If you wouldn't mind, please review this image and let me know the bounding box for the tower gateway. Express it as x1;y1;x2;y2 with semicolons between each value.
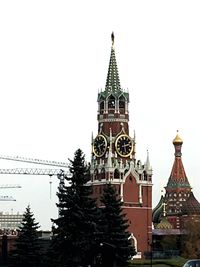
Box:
90;33;153;258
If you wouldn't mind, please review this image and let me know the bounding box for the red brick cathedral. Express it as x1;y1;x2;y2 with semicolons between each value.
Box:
153;132;200;233
89;33;153;258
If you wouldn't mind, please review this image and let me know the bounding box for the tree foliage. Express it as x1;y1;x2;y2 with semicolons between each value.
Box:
98;183;136;267
181;219;200;259
160;235;179;251
48;149;99;267
11;205;41;267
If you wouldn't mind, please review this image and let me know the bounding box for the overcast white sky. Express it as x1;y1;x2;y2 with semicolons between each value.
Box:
0;0;200;230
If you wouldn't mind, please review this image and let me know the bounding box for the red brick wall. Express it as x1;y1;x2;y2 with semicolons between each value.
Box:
91;173;152;257
123;174;152;256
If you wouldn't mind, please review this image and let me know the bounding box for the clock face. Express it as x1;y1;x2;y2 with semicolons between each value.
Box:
115;134;133;157
93;134;107;157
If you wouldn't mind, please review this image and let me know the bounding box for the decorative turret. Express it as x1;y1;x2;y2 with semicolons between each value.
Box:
163;132;191;226
173;131;183;157
166;132;191;192
153;132;198;230
144;150;152;173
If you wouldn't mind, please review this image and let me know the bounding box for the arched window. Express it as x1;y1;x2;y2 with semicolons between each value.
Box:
108;95;115;109
100;168;105;180
94;169;98;180
129;234;137;253
119;96;125;108
100;101;104;114
143;171;147;181
114;169;120;179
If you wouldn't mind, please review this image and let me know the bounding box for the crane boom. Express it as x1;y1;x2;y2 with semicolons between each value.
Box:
0;184;21;188
0;168;67;176
0;155;70;201
0;196;16;201
0;156;70;201
0;155;69;168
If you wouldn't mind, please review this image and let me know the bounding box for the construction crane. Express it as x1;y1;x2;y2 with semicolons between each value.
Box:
0;155;68;168
0;184;21;189
0;168;66;199
0;184;20;202
0;196;16;201
0;155;69;176
0;168;65;176
0;155;70;199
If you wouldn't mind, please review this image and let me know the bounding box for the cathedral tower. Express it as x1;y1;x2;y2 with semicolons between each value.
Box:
90;33;153;258
152;133;200;254
153;132;200;230
164;131;191;228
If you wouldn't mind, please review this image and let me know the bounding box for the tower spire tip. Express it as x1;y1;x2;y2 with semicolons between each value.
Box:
111;32;114;46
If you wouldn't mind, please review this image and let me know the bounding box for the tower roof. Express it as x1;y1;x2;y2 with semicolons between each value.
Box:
181;192;200;215
173;132;183;145
152;195;164;224
166;133;191;190
98;33;129;101
105;32;121;93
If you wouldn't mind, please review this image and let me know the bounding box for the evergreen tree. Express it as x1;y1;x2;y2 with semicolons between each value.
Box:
49;149;99;267
99;183;135;267
11;205;41;267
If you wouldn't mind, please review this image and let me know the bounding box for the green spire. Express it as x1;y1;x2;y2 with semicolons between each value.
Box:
105;32;121;93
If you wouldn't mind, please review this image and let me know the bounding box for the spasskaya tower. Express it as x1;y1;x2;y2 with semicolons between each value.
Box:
89;33;153;258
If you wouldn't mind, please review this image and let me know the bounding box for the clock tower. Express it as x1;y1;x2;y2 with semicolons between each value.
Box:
90;33;153;258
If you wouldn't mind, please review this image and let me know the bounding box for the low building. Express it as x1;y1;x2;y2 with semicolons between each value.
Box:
0;212;23;234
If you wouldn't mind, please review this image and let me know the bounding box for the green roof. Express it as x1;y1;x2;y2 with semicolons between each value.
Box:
98;42;129;101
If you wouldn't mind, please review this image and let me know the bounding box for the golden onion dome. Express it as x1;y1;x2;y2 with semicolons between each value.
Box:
156;217;173;229
173;131;183;145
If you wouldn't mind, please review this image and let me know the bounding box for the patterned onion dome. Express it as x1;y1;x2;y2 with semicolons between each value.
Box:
156;217;173;229
152;195;164;225
181;192;200;215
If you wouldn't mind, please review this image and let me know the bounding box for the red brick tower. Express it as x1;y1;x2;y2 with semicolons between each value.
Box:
152;132;200;247
164;132;192;229
153;132;200;230
89;33;153;258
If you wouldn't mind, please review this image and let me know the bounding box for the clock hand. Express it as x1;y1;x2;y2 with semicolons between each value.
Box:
124;143;130;146
122;144;127;152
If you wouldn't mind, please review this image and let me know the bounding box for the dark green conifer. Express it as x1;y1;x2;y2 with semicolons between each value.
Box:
11;205;41;267
99;183;136;267
49;149;99;267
